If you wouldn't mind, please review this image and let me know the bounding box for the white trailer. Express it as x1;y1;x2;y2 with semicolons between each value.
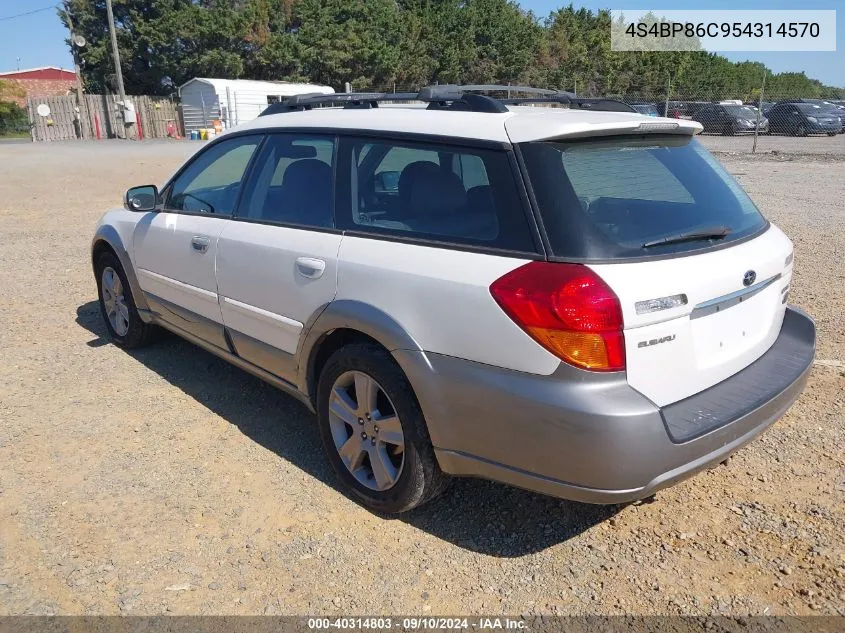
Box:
178;78;334;132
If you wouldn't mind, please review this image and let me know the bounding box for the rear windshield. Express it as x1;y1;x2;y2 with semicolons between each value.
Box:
520;135;767;260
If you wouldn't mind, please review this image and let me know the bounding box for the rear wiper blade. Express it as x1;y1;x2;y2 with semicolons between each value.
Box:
642;226;732;249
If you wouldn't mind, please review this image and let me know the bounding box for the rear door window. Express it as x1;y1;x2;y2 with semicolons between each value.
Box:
339;138;535;252
519;135;767;260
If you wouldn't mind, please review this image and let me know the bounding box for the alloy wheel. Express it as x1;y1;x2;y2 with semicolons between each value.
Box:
101;266;130;337
328;370;405;491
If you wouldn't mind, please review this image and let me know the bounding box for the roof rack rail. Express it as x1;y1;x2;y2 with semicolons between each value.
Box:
442;84;560;96
260;92;420;115
501;96;636;113
259;85;635;116
260;86;508;115
427;85;634;112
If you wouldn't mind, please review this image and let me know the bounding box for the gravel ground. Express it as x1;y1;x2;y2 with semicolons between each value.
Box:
0;140;843;617
697;132;845;156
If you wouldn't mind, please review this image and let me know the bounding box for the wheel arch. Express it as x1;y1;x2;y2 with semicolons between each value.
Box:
298;300;426;408
91;225;151;314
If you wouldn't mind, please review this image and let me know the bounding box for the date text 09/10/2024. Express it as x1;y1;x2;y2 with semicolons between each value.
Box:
307;617;527;630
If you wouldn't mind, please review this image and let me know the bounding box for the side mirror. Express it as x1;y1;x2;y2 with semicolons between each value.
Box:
125;185;159;212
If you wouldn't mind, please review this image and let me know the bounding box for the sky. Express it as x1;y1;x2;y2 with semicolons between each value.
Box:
0;0;842;87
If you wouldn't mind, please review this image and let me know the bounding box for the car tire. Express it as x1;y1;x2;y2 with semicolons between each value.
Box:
95;251;158;349
796;124;807;137
826;132;836;137
316;343;449;514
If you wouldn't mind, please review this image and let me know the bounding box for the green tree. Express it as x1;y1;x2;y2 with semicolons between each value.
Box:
57;0;844;98
0;80;28;136
293;0;402;90
463;0;542;85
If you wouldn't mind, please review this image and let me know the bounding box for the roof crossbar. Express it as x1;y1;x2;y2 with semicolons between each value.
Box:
259;85;636;116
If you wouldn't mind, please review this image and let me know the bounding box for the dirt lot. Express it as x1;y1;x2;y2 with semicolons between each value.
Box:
697;132;845;156
0;140;843;617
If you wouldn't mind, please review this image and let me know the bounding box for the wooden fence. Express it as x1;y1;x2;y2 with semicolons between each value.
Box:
27;94;182;142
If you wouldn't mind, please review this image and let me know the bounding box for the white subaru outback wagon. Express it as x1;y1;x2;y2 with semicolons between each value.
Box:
92;86;816;514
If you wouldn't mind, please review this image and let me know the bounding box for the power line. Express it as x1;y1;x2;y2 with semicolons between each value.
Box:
0;4;58;22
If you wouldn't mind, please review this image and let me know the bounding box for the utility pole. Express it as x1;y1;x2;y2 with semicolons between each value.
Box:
664;73;671;117
752;70;767;154
65;11;88;139
105;0;128;138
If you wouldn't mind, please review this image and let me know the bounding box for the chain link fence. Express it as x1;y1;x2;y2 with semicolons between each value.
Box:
350;81;845;156
30;79;839;157
613;93;844;156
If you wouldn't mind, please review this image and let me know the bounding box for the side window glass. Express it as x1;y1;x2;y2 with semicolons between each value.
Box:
348;139;533;251
240;134;335;228
168;135;260;216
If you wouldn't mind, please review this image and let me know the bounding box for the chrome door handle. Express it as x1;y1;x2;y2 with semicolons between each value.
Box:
295;257;326;279
191;236;211;253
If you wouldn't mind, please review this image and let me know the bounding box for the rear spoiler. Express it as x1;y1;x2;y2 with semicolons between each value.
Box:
505;118;703;143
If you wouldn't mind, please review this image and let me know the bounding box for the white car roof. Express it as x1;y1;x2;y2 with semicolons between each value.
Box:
227;104;702;144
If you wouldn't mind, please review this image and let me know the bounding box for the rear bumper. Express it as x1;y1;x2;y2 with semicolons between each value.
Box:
396;307;815;504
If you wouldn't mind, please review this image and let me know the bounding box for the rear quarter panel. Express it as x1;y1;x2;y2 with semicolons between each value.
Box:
335;236;561;374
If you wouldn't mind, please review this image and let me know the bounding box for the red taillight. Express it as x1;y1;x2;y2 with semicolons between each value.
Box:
489;262;625;372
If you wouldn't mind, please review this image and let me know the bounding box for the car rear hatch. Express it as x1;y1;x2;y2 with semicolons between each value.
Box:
589;227;792;406
515;130;794;407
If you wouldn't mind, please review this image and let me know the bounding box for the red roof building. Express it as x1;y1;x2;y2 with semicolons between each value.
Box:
0;67;77;107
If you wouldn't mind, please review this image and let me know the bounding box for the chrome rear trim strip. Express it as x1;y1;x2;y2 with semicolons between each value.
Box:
690;273;781;320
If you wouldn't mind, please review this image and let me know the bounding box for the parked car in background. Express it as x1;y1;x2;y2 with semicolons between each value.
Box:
765;101;842;136
749;100;775;113
781;99;844;133
630;102;660;117
91;85;815;514
803;100;845;133
831;101;845;115
666;100;709;119
694;103;768;135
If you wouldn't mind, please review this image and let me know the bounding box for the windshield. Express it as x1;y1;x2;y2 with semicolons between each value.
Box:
796;103;829;114
519;135;767;260
723;105;758;117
